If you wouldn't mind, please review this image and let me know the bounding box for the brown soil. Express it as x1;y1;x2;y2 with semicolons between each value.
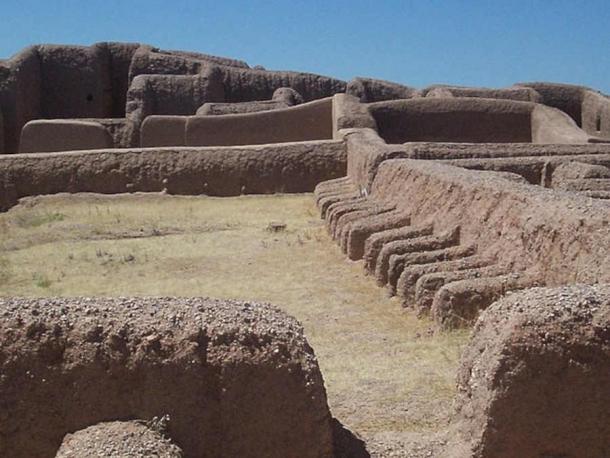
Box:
56;420;184;457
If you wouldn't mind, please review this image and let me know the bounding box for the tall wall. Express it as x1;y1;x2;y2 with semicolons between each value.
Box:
104;43;141;117
127;45;345;103
38;44;112;119
0;46;42;153
0;105;4;153
0;43;139;152
583;90;610;138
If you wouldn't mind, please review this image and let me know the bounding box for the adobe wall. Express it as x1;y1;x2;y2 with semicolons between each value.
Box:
370;159;610;285
141;116;188;147
518;82;610;139
142;97;332;147
346;77;421;102
185;98;333;146
126;71;225;117
325;123;610;201
0;107;4;153
424;85;541;102
127;45;345;103
518;82;585;127
91;117;131;148
0;140;346;211
443;153;610;186
0;43;140;152
0;297;334;458
124;70;225;146
583;90;610;138
196;99;289;115
217;66;346;103
401;141;610;161
368;98;534;144
37;44;112;119
19;119;113;153
445;285;610;458
332;94;377;138
0;46;42;153
105;42;141;117
127;45;250;83
530;103;591;143
341;128;408;192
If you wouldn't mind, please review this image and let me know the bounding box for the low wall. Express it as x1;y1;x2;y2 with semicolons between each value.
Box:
370;159;610;285
342;128;408;192
337;130;610;194
141;116;188;147
446;285;610;457
345;77;421;102
196;99;289;115
185;98;333;146
424;85;541;102
530;104;591;143
19;119;113;153
369;98;534;144
332;94;377;138
401;141;610;160
442;153;610;186
0;297;334;457
0;140;346;211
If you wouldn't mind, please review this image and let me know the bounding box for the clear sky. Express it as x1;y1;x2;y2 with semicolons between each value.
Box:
1;0;608;93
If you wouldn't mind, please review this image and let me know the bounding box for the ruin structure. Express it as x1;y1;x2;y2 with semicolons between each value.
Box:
0;43;609;457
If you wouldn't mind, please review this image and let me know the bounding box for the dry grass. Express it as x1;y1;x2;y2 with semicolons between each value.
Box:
0;192;469;441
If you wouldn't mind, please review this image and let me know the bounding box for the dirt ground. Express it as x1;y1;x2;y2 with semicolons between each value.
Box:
0;192;468;456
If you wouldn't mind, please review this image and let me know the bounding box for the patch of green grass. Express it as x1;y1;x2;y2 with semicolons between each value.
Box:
14;211;66;228
32;272;52;288
0;257;10;282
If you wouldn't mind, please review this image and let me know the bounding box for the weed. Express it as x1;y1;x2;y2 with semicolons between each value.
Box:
266;222;287;233
122;254;136;263
0;257;11;282
33;272;52;288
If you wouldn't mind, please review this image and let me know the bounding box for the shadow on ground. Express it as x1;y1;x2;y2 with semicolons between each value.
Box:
332;418;371;457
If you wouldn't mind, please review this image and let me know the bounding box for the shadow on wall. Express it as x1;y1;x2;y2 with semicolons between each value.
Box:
368;98;591;144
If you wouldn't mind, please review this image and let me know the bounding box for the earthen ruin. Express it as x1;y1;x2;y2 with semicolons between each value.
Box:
0;43;609;457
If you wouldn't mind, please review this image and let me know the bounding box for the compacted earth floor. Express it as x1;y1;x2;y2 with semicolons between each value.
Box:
0;192;469;456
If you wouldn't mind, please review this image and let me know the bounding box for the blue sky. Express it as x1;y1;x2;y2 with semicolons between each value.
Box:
1;0;608;93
